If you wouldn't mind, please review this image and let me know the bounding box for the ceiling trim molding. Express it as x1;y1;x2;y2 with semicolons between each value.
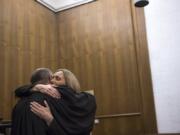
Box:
36;0;96;13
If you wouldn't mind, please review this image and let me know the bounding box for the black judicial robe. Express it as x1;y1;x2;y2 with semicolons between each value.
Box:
11;85;96;135
11;91;49;135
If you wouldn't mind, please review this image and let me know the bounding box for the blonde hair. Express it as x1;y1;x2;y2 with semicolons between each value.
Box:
56;69;80;92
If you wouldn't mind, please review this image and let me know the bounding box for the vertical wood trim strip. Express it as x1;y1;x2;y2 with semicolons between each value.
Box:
130;4;158;134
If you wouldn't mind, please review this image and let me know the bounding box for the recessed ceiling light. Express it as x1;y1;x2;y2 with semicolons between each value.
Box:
36;0;96;13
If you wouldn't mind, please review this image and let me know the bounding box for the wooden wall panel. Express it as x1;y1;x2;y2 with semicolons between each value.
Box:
57;0;157;134
57;0;140;106
93;116;143;135
0;0;59;119
131;6;158;133
0;0;157;134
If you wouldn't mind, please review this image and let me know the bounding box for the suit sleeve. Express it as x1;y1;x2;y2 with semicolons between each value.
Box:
15;84;35;97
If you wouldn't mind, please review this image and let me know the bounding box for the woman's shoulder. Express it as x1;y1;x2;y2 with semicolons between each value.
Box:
57;85;68;89
56;85;76;95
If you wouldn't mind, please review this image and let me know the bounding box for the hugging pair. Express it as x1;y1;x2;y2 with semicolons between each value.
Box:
11;68;96;135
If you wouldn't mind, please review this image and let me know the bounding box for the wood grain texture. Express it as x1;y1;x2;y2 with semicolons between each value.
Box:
131;5;158;133
0;0;59;119
93;116;143;135
57;0;157;134
0;0;157;134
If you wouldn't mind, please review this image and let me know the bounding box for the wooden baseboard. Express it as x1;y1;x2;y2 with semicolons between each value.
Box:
158;134;180;135
145;133;180;135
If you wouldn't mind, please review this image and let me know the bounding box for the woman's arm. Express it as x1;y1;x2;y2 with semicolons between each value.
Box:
30;101;66;135
34;84;61;99
15;84;61;99
47;119;67;135
30;101;53;126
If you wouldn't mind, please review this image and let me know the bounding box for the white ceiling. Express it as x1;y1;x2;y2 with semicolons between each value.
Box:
36;0;95;12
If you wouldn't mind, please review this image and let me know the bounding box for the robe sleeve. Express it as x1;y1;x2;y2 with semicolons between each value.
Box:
47;119;67;135
15;84;35;97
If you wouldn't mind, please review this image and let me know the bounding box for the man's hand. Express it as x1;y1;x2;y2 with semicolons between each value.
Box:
33;84;61;99
30;100;53;126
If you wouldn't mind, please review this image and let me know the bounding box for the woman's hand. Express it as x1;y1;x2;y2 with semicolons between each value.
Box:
30;101;53;126
32;84;61;99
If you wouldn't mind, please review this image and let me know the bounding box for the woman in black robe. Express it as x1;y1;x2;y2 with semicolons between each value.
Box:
12;68;96;135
